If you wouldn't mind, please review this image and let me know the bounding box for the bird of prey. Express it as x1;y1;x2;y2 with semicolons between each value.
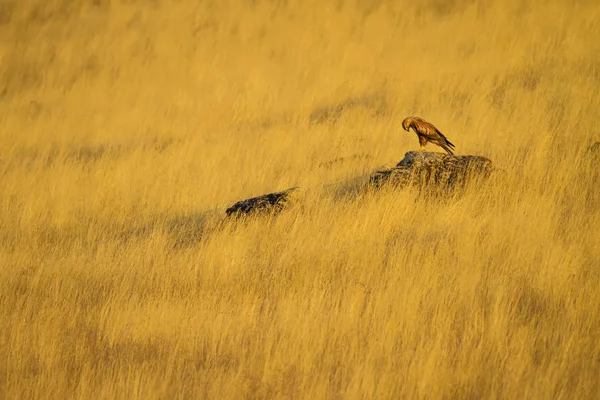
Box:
401;116;456;155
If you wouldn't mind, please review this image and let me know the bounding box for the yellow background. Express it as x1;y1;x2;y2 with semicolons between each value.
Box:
1;0;599;398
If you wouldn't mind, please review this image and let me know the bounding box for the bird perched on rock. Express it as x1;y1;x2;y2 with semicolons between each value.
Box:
402;116;455;155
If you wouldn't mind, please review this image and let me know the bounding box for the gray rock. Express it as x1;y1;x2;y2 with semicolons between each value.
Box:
226;187;299;217
225;152;495;218
369;151;493;191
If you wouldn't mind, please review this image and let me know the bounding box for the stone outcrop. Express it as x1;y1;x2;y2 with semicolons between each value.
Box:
226;187;299;217
369;151;493;191
226;152;495;217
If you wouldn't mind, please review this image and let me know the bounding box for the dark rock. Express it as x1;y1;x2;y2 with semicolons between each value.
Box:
369;151;493;191
226;187;299;217
226;153;495;219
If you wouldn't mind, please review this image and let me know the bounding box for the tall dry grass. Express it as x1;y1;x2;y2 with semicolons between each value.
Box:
1;0;599;398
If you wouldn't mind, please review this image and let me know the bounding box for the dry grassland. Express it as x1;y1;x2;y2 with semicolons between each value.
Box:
1;0;599;398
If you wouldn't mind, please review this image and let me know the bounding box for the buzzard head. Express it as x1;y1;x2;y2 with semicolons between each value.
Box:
401;117;412;132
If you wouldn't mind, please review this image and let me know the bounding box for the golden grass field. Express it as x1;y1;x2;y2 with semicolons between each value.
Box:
1;0;599;398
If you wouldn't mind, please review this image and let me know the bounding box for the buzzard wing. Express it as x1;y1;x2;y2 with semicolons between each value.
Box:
415;120;443;141
434;128;455;148
415;119;455;154
405;117;456;155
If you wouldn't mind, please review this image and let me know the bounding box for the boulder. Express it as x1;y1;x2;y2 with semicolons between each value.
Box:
226;187;299;217
225;153;495;218
369;151;493;191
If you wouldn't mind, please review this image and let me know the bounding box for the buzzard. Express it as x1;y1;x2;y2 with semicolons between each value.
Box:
402;116;455;155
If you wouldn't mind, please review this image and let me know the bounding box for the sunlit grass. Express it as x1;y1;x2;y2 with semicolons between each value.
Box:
1;0;599;398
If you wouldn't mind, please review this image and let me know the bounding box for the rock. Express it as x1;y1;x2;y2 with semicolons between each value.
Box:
369;151;493;191
226;187;299;217
225;153;495;219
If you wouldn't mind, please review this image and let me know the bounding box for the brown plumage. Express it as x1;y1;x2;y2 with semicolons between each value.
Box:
401;116;456;155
